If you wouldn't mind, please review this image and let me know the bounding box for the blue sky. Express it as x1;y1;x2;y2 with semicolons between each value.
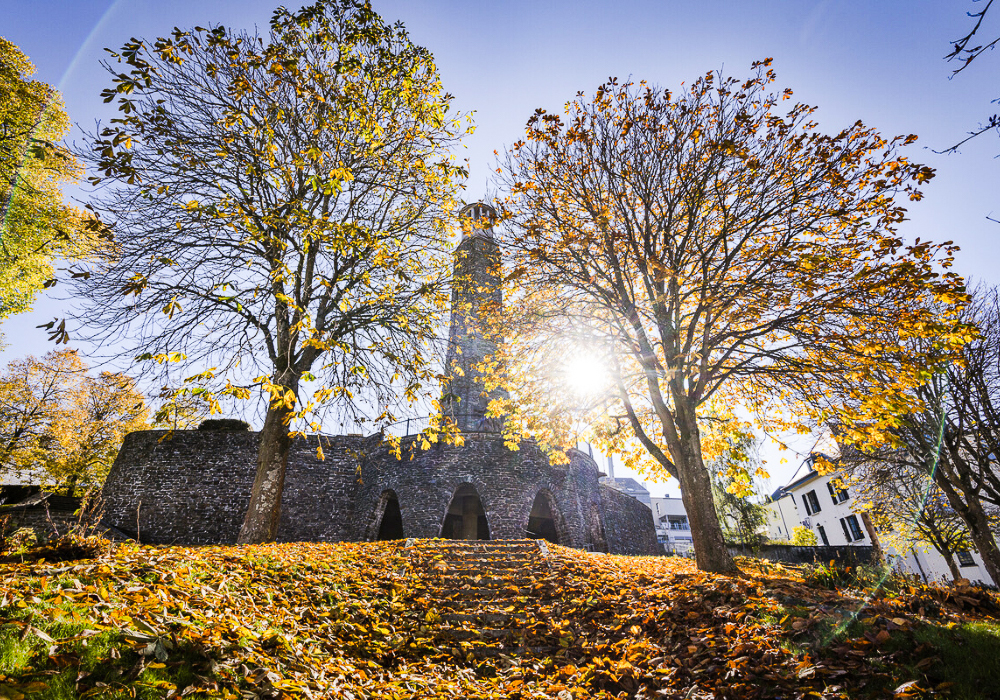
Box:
3;0;998;494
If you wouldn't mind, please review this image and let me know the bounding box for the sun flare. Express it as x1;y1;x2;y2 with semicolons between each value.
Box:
564;353;609;398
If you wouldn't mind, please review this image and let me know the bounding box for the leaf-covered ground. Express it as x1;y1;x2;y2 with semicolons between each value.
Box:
1;538;999;699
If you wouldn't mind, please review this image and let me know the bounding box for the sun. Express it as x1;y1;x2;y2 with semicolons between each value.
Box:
564;353;609;398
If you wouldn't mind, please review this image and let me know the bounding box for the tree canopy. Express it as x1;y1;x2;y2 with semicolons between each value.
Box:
0;38;98;339
0;350;148;495
493;62;967;573
75;0;470;542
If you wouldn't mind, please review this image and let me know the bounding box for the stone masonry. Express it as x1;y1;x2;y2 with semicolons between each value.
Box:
99;204;661;555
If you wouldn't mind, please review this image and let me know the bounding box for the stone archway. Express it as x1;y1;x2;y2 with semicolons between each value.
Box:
441;483;491;540
525;490;567;545
371;490;405;541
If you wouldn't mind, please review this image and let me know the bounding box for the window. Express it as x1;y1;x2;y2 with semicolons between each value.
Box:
957;550;976;567
826;481;850;504
840;515;864;542
670;517;689;530
803;490;821;515
817;525;830;546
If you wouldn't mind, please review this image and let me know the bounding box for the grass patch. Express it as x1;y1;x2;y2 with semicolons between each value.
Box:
910;621;1000;699
0;597;227;700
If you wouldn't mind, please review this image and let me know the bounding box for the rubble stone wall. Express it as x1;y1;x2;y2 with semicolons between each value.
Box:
99;429;661;555
598;484;662;556
99;430;365;544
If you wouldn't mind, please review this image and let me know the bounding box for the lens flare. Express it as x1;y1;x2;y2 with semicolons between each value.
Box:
564;353;608;398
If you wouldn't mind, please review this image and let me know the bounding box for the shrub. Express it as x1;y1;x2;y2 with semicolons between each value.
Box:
804;560;916;595
197;418;252;431
2;527;37;554
791;526;818;546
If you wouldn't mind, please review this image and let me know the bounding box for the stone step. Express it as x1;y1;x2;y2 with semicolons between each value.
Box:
436;627;513;641
411;540;540;553
419;548;539;555
412;557;537;569
415;574;533;587
467;645;561;659
417;585;526;596
441;611;527;624
419;593;526;607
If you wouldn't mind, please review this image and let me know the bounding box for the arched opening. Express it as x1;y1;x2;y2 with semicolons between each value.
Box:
526;491;561;544
373;490;405;541
440;484;490;540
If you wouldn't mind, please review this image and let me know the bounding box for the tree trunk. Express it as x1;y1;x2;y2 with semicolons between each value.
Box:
933;471;1000;586
859;512;883;562
677;464;737;573
671;404;738;574
909;548;929;583
941;550;962;582
237;375;297;544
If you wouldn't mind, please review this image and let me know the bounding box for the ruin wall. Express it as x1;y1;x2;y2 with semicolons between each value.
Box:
99;430;365;544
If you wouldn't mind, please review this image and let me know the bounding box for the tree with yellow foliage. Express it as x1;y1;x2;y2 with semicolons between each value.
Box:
850;460;977;581
74;0;470;543
0;350;148;495
0;38;99;338
493;62;967;573
833;284;1000;584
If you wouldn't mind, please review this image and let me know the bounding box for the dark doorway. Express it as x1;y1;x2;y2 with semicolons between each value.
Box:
526;492;560;544
440;484;490;540
376;493;404;540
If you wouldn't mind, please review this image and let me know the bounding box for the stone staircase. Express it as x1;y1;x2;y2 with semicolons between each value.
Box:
403;539;558;659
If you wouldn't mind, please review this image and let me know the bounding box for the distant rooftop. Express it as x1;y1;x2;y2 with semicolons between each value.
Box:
600;477;652;505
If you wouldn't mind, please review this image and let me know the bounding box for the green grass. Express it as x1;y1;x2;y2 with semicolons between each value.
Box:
0;599;227;700
909;621;1000;700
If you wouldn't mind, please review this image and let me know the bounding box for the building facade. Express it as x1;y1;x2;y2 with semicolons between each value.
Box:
765;456;871;548
650;495;693;555
764;455;996;586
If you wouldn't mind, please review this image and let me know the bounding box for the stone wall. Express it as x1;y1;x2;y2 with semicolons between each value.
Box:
100;428;661;555
598;484;662;556
735;543;877;566
99;430;365;544
350;436;608;547
1;503;80;542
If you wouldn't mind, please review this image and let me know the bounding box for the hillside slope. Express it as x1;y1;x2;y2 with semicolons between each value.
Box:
1;539;999;699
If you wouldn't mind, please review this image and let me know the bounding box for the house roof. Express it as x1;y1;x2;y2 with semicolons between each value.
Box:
782;453;838;492
600;477;649;496
0;490;81;513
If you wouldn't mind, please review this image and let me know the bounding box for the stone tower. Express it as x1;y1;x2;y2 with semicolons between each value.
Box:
441;203;507;431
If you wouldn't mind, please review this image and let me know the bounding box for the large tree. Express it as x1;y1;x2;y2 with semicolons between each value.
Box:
493;63;966;573
76;0;469;543
0;38;96;336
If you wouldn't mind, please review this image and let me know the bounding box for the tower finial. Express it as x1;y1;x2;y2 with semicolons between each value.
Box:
459;202;498;239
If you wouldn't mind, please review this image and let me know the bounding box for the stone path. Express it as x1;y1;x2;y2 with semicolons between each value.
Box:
403;539;559;659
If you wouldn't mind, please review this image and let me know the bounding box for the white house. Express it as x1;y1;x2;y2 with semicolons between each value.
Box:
765;454;996;586
650;495;694;555
767;455;871;548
